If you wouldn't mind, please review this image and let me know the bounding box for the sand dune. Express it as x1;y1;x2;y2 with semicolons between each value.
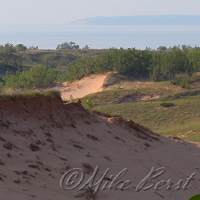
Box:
50;74;107;100
0;95;200;200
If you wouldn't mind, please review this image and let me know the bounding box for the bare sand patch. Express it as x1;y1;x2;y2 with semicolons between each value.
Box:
45;74;107;100
119;92;160;103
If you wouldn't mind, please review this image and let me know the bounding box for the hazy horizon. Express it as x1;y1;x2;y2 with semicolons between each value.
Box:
1;0;200;26
70;15;200;25
1;24;200;50
1;0;200;49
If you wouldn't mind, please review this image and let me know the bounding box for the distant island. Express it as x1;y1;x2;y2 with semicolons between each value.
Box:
69;15;200;26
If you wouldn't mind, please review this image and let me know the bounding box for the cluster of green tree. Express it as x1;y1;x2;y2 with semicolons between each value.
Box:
2;43;200;90
58;48;152;82
0;42;94;76
0;42;104;89
5;65;59;89
150;47;188;82
56;41;90;50
150;46;200;83
56;41;80;50
0;43;27;74
157;45;193;51
59;46;200;85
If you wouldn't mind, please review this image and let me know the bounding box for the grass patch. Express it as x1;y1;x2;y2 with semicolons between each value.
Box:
81;76;187;107
0;93;22;100
41;90;61;98
0;90;61;99
84;73;200;142
22;91;43;98
93;96;200;142
81;73;200;142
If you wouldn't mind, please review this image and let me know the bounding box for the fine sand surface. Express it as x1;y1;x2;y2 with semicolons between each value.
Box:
50;74;107;100
0;95;200;200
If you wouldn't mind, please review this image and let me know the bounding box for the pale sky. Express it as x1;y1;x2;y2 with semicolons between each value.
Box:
0;0;200;26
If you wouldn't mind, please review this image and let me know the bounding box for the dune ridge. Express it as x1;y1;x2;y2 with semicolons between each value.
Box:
0;95;199;200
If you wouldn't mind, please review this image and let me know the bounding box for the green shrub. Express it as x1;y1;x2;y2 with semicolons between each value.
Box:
160;102;174;107
172;75;190;89
5;65;59;89
84;95;94;109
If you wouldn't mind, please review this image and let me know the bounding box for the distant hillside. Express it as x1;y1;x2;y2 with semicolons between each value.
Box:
69;15;200;26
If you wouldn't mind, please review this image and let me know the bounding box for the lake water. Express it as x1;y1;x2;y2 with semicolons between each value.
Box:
1;25;200;49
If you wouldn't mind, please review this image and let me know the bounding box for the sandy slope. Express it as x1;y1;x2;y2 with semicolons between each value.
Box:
49;74;107;100
0;95;200;200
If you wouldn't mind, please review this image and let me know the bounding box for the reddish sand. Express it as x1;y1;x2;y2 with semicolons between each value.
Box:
0;96;199;200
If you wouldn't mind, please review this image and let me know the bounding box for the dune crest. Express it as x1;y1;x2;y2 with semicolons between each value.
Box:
0;95;199;200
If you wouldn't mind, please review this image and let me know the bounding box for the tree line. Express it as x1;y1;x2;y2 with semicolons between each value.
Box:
59;46;200;83
1;43;200;89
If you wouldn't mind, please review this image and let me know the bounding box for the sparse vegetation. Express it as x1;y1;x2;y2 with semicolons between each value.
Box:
0;90;60;99
69;95;75;102
84;95;94;109
82;72;200;142
92;93;200;142
41;90;61;98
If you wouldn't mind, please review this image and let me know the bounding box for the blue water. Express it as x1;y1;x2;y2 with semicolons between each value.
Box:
1;25;200;49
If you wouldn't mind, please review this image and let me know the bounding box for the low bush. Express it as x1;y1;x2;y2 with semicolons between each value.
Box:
84;95;94;109
172;75;190;89
160;102;175;107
